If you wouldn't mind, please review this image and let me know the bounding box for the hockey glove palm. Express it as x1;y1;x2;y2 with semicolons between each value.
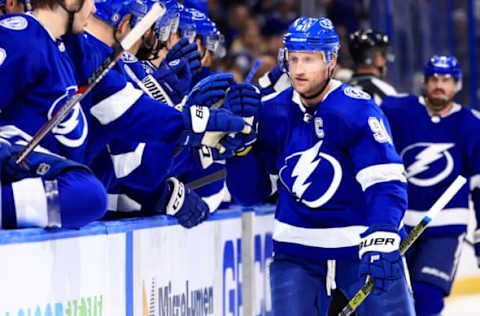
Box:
358;225;403;295
155;177;209;228
142;58;192;106
166;38;201;72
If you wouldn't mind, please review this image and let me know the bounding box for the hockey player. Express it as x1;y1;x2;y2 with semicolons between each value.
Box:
225;17;415;315
381;55;480;316
0;0;110;228
348;29;397;105
63;0;251;227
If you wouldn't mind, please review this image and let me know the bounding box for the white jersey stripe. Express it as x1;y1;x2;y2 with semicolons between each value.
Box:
356;163;406;191
90;82;143;125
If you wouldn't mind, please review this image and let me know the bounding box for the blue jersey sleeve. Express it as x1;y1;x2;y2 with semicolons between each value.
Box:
226;98;281;205
348;99;407;228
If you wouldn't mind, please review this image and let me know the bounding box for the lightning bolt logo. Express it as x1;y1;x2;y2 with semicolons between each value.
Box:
280;140;342;208
402;142;455;187
291;140;323;197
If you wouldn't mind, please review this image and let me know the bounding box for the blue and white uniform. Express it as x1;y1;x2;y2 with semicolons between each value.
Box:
380;54;480;316
382;95;480;235
382;93;480;313
228;81;407;259
0;14;88;161
0;14;107;228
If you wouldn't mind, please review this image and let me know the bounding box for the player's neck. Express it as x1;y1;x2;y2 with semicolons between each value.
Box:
86;15;117;47
425;99;454;116
33;7;68;39
300;80;332;107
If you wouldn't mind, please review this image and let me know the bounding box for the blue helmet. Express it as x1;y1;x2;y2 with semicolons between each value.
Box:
178;4;197;43
283;17;340;63
94;0;136;27
165;0;180;35
424;55;462;81
186;7;219;50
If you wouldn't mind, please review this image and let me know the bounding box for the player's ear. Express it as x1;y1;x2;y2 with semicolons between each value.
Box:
116;14;132;40
328;54;337;77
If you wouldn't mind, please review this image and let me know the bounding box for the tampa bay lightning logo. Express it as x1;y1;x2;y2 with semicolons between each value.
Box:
48;86;88;148
344;87;371;100
279;140;342;208
0;16;28;30
401;142;455;187
121;52;138;63
186;7;207;20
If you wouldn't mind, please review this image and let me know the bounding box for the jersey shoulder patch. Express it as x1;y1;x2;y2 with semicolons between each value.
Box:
0;47;5;66
0;15;28;30
343;86;371;100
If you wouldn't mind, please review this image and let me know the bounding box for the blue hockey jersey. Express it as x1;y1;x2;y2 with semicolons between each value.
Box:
0;14;88;161
227;80;407;259
62;32;185;165
382;95;480;235
95;53;226;214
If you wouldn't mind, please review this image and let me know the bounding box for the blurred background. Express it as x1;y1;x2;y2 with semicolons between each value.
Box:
186;0;479;109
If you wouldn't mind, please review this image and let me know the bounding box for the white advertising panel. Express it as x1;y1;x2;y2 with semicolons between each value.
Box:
133;212;243;316
0;233;126;316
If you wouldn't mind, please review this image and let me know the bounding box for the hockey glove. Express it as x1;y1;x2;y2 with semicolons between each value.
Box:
258;65;290;96
358;225;403;295
166;38;202;72
185;73;234;109
223;83;262;117
155;177;209;228
474;229;480;267
141;58;192;106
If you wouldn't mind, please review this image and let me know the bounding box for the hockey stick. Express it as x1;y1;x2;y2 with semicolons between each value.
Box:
14;2;166;165
339;175;467;316
186;168;226;190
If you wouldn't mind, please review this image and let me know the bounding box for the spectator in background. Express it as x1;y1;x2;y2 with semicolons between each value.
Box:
261;0;296;36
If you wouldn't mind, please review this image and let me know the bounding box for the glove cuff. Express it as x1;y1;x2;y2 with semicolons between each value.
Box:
188;105;210;133
142;75;175;106
165;177;186;216
359;231;400;258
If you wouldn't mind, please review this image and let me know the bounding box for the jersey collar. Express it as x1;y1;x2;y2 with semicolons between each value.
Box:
292;79;342;114
418;96;461;118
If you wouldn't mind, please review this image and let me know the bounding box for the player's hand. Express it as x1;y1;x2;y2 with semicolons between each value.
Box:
185;73;234;109
358;225;403;295
473;229;480;268
223;83;262;117
155;177;209;228
143;58;192;106
166;38;201;72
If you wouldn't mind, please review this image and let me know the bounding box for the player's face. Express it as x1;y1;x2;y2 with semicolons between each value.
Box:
72;0;95;34
425;74;457;114
288;51;330;98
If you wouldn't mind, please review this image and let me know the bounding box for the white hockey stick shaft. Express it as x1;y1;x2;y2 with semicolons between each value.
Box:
339;175;467;316
15;2;166;164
